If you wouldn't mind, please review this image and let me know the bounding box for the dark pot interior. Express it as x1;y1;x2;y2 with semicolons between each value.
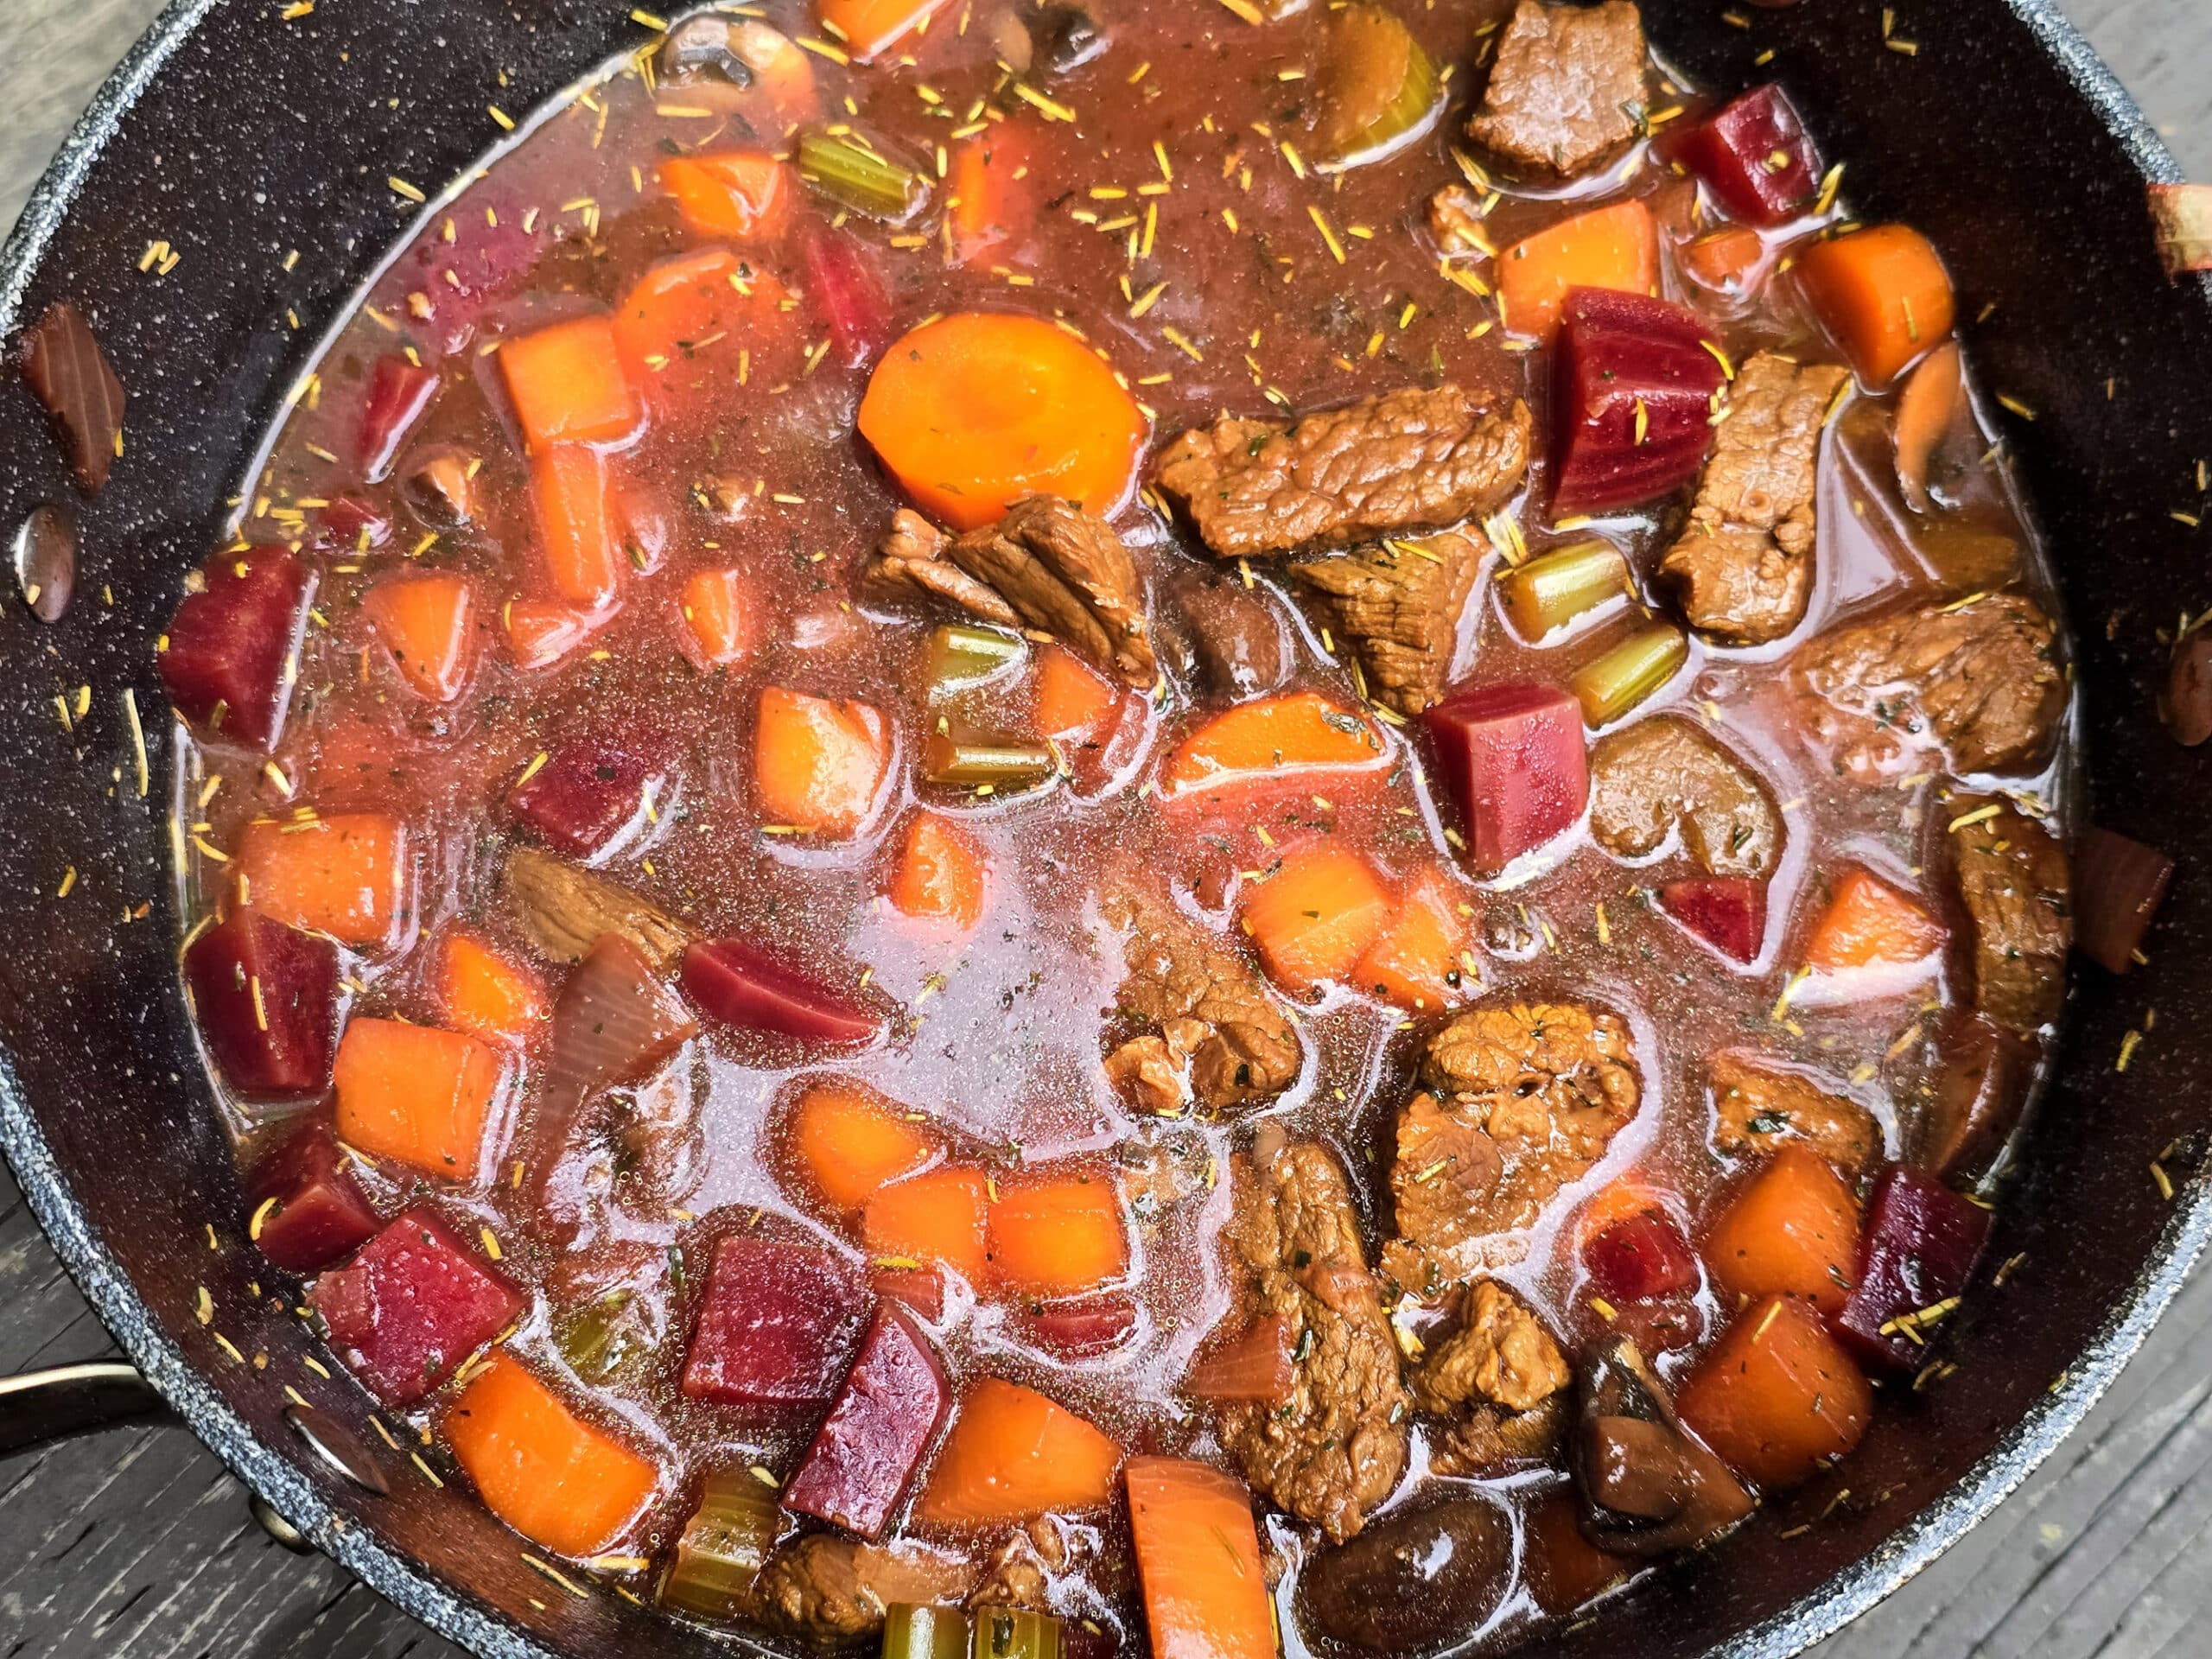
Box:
0;2;2207;1656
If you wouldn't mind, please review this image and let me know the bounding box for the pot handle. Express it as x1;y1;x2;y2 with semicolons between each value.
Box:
0;1359;166;1454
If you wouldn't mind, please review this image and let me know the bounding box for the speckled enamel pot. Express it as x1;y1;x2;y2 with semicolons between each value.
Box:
0;1;2206;1655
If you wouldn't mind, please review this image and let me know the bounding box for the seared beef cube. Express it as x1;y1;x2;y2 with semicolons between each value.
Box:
1796;594;2066;779
1467;0;1649;178
1153;386;1531;561
682;1235;872;1408
1217;1141;1408;1542
1707;1052;1881;1177
1168;572;1290;697
1291;527;1481;714
1951;798;2071;1032
1659;353;1849;645
1409;1279;1571;1477
309;1209;521;1406
1587;715;1782;878
752;1535;974;1647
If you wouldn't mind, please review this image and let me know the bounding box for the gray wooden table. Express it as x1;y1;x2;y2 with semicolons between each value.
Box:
2;1;2209;1654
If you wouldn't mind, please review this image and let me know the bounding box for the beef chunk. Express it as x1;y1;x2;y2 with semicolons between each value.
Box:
1101;889;1301;1114
753;1535;974;1648
1411;1280;1571;1476
1466;0;1648;178
865;498;1157;687
1219;1141;1410;1542
1389;1004;1640;1286
1795;594;2066;779
1659;353;1849;645
500;848;696;971
967;1520;1070;1614
1292;527;1481;714
1167;572;1291;696
1587;716;1781;877
1708;1052;1881;1177
1153;386;1532;561
1952;798;2071;1032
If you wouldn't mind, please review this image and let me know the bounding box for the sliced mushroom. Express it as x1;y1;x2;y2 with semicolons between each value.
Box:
1573;1336;1751;1556
400;445;478;529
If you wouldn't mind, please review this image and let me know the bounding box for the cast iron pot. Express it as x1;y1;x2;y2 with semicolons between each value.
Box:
0;1;2206;1655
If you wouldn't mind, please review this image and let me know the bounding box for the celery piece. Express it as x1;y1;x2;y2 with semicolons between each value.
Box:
1498;540;1633;641
1570;624;1689;727
1313;6;1442;166
659;1471;780;1620
881;1605;970;1659
556;1290;640;1382
798;129;929;223
922;730;1055;787
971;1607;1064;1659
927;623;1027;696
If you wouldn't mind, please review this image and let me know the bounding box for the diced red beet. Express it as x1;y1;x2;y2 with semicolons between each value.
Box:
308;1209;522;1406
312;494;393;554
2072;826;2175;974
682;1235;873;1408
1835;1167;1993;1374
358;356;441;482
408;193;543;347
1659;877;1768;963
1551;289;1727;516
1422;682;1589;872
1020;1292;1140;1359
1668;84;1822;227
872;1264;947;1322
248;1118;378;1274
506;736;669;859
184;911;340;1099
785;1307;949;1538
1584;1210;1700;1303
801;223;895;369
1607;1294;1706;1356
681;939;884;1046
159;546;313;750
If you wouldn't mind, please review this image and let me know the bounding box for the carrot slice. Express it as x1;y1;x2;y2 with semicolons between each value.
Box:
364;573;477;703
1570;1175;1673;1251
499;315;642;452
948;125;1033;268
915;1377;1122;1523
1033;642;1122;747
238;812;406;947
530;444;622;611
1238;843;1393;996
857;312;1147;531
1703;1145;1863;1315
1802;868;1944;972
503;597;600;670
819;0;949;60
988;1166;1128;1295
1676;1294;1873;1490
436;928;549;1046
888;812;988;931
1161;690;1385;799
658;152;795;242
787;1078;942;1215
613;249;794;408
446;1355;659;1557
1892;339;1963;510
754;686;891;837
861;1165;989;1284
1126;1456;1274;1659
677;567;758;669
1351;867;1470;1012
332;1016;507;1179
1498;199;1660;339
1678;226;1767;295
1795;223;1955;388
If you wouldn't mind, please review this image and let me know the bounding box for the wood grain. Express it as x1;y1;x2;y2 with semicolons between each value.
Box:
0;2;2206;1656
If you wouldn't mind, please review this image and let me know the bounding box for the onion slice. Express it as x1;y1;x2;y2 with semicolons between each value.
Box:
2073;826;2175;974
1185;1313;1294;1403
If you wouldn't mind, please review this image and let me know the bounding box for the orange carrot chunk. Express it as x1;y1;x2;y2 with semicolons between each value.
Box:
857;312;1147;531
503;597;599;670
446;1355;660;1557
1351;867;1471;1012
1239;843;1394;996
1795;223;1955;389
1033;643;1124;748
1162;690;1386;798
677;567;758;669
948;125;1033;268
754;686;891;837
436;928;549;1046
499;315;642;452
1892;339;1963;509
861;1165;989;1284
787;1078;942;1215
1126;1456;1275;1659
1802;868;1945;972
530;444;622;611
819;0;949;61
887;812;988;931
1703;1145;1864;1315
1676;1294;1873;1490
987;1166;1129;1296
659;152;795;242
332;1016;507;1180
1499;199;1660;339
238;812;406;947
915;1377;1122;1524
363;573;477;703
613;249;794;407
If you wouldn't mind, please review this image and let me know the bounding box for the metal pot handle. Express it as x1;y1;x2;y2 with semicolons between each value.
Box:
0;1359;165;1453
